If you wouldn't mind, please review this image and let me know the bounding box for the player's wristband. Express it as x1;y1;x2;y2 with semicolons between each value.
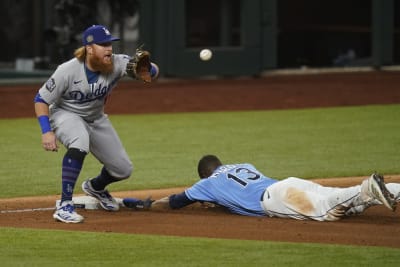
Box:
38;115;52;134
150;62;159;79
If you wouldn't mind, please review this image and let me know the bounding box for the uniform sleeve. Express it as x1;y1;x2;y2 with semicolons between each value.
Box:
113;54;131;77
184;179;216;203
38;65;68;104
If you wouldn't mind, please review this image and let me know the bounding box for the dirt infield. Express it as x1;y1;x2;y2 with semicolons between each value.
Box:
1;71;400;248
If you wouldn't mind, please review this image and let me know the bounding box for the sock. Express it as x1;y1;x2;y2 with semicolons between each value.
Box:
90;167;119;191
61;156;83;202
60;148;86;203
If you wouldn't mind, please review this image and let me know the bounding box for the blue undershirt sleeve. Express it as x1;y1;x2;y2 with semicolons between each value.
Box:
34;93;48;104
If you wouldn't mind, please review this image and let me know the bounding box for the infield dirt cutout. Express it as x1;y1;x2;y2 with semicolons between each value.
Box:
1;71;400;248
1;176;400;248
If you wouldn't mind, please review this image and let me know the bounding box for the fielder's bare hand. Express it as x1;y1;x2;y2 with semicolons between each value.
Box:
41;131;58;152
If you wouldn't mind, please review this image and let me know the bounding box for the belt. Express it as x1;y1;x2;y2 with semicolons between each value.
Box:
260;189;268;201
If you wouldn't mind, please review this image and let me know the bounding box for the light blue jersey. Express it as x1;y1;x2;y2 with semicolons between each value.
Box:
185;164;278;216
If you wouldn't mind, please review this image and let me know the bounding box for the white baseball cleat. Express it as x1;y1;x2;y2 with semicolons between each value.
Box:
53;200;84;223
82;179;119;211
362;173;397;211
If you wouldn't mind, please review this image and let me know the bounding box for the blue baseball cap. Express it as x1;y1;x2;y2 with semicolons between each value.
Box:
82;25;120;45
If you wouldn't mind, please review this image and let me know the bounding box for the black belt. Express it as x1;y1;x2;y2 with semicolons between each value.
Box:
260;189;268;201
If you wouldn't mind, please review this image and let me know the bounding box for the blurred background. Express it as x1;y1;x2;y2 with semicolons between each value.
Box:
0;0;399;78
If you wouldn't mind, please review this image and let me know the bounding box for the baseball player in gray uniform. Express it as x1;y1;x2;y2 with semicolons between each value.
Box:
34;25;159;223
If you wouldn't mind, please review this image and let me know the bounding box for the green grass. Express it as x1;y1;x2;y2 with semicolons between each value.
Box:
0;227;399;267
1;104;400;266
1;104;399;198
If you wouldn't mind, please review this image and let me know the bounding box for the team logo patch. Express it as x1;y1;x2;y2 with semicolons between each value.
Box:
86;35;94;43
102;27;111;36
45;78;56;92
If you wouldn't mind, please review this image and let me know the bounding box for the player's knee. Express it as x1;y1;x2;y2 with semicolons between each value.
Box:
108;161;133;180
120;162;133;179
65;147;87;162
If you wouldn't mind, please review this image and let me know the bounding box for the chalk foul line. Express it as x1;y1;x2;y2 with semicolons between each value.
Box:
0;207;54;213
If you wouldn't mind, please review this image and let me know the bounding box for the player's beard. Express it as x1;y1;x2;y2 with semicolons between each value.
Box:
88;54;114;74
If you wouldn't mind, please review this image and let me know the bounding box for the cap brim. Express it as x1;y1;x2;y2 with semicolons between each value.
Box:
96;37;120;44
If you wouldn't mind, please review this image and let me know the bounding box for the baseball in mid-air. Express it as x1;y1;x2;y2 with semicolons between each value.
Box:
199;49;212;61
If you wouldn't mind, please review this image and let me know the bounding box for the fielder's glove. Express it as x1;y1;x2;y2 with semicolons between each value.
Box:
126;45;153;83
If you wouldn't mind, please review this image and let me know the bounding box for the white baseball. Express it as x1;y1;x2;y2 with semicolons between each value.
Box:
200;49;212;61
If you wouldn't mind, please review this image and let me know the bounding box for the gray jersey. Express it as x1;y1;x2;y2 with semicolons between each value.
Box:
39;54;130;121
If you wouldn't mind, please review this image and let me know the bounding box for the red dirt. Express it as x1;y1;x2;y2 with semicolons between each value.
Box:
1;71;400;248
